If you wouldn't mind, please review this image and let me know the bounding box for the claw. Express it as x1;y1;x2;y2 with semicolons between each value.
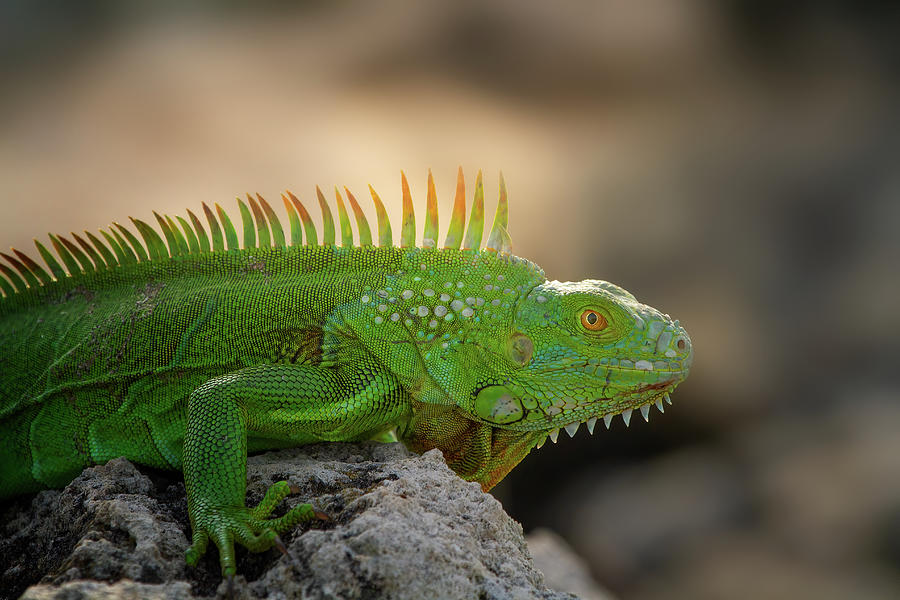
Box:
226;573;235;600
273;534;288;556
313;510;330;522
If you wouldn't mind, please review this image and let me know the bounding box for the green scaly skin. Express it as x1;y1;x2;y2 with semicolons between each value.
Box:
0;171;692;576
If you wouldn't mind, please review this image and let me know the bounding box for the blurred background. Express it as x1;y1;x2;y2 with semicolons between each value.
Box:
1;1;898;598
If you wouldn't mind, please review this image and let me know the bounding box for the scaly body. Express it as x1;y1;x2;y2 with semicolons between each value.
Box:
0;169;692;576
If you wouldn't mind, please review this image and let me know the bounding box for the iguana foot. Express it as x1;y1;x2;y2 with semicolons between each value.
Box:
185;480;321;576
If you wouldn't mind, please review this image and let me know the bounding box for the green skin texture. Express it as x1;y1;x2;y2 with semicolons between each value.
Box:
0;242;692;575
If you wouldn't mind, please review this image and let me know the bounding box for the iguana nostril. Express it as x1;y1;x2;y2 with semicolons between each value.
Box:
677;338;685;350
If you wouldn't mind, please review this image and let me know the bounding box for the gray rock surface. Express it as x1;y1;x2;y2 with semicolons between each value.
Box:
1;443;577;600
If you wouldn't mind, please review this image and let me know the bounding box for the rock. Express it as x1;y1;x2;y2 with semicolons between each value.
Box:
1;457;190;599
1;443;577;600
20;580;193;600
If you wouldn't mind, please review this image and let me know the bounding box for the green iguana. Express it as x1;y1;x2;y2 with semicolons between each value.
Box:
0;168;692;576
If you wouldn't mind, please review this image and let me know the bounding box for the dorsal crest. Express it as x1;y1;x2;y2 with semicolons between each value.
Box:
0;169;513;299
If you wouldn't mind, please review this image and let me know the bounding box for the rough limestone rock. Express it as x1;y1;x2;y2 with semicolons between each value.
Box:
1;443;577;600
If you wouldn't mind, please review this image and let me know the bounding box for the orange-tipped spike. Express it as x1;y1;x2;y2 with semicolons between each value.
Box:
112;223;147;262
256;194;285;248
72;232;107;268
246;194;270;248
48;234;79;273
344;187;372;246
462;170;484;250
174;216;201;254
400;171;416;247
286;191;318;245
13;247;52;284
202;203;223;252
368;185;393;247
187;209;210;253
0;265;18;296
334;186;354;247
130;218;167;260
214;203;239;251
443;166;466;249
0;263;26;294
316;186;335;245
58;235;95;272
153;212;183;257
485;171;511;253
1;251;39;287
236;198;256;249
164;215;190;255
282;193;303;246
423;169;438;248
84;230;118;266
34;238;67;278
99;230;127;265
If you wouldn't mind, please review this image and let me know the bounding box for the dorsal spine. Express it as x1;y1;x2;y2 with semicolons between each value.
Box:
1;169;515;299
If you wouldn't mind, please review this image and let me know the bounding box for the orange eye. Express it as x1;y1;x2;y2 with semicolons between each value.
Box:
580;309;608;331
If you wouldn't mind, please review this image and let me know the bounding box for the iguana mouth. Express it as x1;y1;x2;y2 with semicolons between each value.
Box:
625;376;685;396
545;358;689;377
533;376;684;449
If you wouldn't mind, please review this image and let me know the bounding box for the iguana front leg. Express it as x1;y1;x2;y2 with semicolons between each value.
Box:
182;361;406;575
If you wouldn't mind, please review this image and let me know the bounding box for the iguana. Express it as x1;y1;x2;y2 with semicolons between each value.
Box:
0;168;692;576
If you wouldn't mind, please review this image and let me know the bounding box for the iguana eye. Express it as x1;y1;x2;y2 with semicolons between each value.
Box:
580;309;607;331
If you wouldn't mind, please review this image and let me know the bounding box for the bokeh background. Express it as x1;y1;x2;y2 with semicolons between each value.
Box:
2;2;898;598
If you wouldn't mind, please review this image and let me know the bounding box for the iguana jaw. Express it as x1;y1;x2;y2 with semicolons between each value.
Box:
469;355;690;439
504;367;689;443
525;370;687;447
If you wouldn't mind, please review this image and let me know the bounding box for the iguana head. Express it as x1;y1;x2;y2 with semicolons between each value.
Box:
467;278;692;441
